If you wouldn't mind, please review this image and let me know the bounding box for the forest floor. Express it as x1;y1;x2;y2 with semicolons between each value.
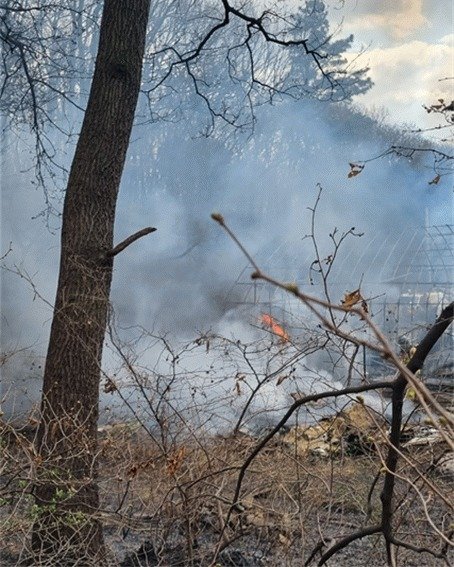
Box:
98;421;453;567
1;417;452;567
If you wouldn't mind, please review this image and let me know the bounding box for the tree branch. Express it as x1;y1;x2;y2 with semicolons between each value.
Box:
314;524;382;566
380;301;454;561
210;380;393;562
106;227;156;258
407;302;454;375
313;302;453;566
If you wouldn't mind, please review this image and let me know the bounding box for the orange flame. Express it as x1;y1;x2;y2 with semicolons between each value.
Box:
260;313;290;342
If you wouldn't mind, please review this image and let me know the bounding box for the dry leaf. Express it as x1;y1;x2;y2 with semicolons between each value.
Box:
324;254;333;265
348;163;364;178
166;447;186;476
127;464;139;479
127;458;155;480
33;454;43;466
234;373;245;395
290;392;304;401
341;288;363;309
428;174;440;185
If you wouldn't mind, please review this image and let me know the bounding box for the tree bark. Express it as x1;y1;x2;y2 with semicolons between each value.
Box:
32;1;151;564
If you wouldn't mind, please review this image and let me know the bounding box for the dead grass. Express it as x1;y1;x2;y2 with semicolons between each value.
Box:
1;420;452;566
96;424;448;565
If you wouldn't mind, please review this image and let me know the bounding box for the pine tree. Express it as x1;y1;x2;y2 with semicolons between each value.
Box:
285;0;371;100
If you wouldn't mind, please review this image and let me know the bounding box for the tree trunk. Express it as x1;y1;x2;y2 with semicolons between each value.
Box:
32;1;151;564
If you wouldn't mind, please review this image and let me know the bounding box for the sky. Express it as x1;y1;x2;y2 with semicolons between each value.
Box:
328;0;454;129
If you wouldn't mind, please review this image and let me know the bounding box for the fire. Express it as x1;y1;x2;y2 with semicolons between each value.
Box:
260;313;290;342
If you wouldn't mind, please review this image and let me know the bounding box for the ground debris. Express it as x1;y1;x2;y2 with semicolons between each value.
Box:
281;402;386;458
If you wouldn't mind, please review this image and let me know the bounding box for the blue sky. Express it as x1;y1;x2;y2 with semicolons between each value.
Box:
328;0;453;129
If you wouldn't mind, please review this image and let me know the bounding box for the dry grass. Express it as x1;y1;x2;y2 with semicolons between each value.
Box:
96;424;451;566
1;418;452;566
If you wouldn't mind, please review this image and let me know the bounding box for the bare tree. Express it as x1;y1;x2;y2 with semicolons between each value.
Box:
30;1;152;563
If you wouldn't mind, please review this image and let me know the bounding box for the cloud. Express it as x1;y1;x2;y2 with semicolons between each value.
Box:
439;33;454;46
348;38;454;125
347;0;428;40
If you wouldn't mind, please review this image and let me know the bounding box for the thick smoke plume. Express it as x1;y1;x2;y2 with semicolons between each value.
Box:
2;97;450;425
1;0;451;426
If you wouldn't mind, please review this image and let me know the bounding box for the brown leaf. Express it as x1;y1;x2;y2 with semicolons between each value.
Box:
127;464;138;479
166;447;186;476
324;254;333;265
127;458;155;479
428;174;441;185
341;289;363;309
290;392;304;401
33;454;43;466
348;163;364;178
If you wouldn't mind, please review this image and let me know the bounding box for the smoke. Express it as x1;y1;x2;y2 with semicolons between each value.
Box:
111;98;446;335
1;97;450;426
